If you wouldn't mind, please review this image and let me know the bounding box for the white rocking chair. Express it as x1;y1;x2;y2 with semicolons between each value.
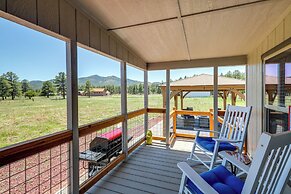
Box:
178;131;291;194
188;105;252;169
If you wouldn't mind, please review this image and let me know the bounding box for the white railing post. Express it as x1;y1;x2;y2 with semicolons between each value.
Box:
66;40;79;193
213;66;218;132
144;70;148;137
166;69;170;145
121;61;128;158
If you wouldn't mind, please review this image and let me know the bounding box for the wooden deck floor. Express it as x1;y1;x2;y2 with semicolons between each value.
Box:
86;138;208;194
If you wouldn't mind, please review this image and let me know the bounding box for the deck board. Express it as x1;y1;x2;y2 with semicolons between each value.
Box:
86;138;208;194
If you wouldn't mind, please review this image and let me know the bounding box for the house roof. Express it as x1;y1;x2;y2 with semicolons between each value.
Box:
91;88;106;92
265;75;291;85
161;74;245;87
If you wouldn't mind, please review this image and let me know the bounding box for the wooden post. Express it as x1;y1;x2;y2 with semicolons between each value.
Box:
180;91;184;110
231;92;237;106
144;70;148;137
121;61;128;158
165;70;170;145
174;94;178;109
267;90;277;105
209;111;214;137
66;40;79;194
223;90;228;110
173;108;177;134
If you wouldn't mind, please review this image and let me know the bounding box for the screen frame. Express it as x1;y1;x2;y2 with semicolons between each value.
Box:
262;40;291;132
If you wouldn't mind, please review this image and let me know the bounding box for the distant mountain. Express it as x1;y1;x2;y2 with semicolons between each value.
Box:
29;80;46;90
78;75;141;86
150;82;162;85
29;75;142;90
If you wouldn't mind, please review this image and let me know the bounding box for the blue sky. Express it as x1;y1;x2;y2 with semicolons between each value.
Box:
0;17;245;83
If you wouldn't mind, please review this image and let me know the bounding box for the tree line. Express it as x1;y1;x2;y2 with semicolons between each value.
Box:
0;71;67;100
0;71;164;101
79;80;162;96
220;70;245;80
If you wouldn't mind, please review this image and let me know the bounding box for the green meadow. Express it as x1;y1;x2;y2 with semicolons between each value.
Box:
0;95;245;148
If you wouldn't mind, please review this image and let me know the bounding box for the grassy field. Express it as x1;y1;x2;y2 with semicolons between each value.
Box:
0;94;245;148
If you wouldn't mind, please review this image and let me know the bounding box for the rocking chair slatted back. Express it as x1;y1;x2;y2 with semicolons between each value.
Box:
243;132;291;194
219;105;252;151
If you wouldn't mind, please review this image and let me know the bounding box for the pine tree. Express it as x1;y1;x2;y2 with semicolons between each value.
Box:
54;72;66;99
25;90;36;99
21;79;30;97
138;83;143;94
5;72;21;100
41;81;54;98
0;75;10;100
84;80;91;97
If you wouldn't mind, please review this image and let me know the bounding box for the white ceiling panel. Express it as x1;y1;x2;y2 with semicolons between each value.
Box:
184;0;291;59
179;0;260;16
71;0;178;29
70;0;291;63
114;20;188;62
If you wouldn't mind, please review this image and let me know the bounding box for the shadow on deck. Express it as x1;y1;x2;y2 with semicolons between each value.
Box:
86;138;208;194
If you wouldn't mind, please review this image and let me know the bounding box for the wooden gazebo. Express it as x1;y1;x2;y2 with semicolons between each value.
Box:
160;74;245;110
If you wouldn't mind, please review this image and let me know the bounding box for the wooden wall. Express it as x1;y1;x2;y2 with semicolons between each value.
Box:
246;10;291;156
0;0;146;70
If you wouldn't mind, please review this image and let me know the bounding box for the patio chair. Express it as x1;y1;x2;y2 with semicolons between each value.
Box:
178;131;291;194
188;105;252;169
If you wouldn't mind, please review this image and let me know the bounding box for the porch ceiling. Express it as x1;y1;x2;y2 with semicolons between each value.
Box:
71;0;291;63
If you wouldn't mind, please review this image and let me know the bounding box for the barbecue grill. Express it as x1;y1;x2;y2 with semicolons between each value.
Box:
79;128;132;177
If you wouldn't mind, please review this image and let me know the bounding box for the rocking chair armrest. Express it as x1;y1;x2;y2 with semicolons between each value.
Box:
212;138;242;143
192;128;220;134
219;152;250;174
177;162;219;194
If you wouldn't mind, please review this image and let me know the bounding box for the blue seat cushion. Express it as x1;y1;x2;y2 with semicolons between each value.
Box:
196;136;237;152
186;165;244;194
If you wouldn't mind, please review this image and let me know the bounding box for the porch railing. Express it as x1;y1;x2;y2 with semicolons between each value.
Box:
147;108;225;140
0;108;225;194
0;108;147;194
0;131;72;194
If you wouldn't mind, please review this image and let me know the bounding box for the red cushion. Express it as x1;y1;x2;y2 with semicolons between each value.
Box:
100;128;122;141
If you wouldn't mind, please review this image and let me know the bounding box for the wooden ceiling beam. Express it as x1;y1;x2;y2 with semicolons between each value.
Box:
147;55;247;70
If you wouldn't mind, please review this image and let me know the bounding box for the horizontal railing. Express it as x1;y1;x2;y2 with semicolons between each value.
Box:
0;130;72;167
0;108;147;194
0;133;72;194
78;108;147;193
0;107;225;194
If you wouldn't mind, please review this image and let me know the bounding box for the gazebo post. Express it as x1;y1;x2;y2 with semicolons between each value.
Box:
223;90;228;110
266;90;277;105
174;94;178;109
231;91;237;105
180;91;183;109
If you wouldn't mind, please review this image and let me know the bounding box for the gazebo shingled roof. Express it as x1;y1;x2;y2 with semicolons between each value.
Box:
162;74;245;87
160;74;246;110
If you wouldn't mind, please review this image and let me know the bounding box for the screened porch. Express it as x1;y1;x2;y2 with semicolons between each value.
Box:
0;0;291;194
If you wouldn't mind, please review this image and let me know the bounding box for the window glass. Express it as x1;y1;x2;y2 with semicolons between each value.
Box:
148;70;165;108
127;65;144;112
170;68;214;111
218;65;246;109
77;46;121;125
0;18;66;148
